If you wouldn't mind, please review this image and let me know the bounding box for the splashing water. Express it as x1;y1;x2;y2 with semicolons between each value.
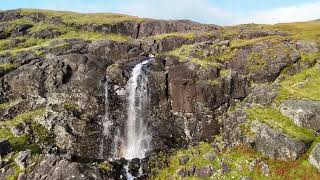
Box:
124;59;152;160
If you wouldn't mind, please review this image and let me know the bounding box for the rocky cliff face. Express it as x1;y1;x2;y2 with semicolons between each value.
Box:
0;9;320;180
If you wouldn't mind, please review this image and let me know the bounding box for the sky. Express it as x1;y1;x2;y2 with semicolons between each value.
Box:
1;0;320;25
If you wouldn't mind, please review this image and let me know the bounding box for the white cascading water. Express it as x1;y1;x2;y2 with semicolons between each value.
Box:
124;59;152;160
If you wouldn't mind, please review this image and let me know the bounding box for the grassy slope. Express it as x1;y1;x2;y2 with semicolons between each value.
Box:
20;9;144;25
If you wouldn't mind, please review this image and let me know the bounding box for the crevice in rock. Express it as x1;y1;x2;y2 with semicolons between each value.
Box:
135;22;141;39
62;65;73;84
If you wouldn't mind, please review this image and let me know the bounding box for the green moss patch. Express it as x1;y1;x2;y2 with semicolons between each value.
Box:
0;63;19;71
246;106;315;141
276;66;320;103
0;108;46;127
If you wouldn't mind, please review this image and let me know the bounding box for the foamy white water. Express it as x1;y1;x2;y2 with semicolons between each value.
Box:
124;59;152;160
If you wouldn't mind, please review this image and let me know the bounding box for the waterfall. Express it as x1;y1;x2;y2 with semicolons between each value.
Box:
99;76;112;158
124;59;152;160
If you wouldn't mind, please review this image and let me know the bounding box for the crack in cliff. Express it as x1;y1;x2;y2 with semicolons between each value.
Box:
135;22;141;39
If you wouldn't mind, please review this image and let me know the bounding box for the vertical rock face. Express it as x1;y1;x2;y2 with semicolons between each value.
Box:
279;100;320;131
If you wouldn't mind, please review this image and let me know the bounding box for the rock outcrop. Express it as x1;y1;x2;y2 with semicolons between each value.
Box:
280;100;320;131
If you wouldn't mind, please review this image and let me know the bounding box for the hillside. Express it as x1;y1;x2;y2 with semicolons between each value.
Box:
0;9;320;180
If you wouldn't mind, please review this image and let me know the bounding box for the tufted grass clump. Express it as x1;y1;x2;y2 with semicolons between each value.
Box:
246;106;315;142
276;66;320;104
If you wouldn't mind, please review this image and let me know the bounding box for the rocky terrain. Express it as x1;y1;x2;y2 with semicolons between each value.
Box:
0;9;320;180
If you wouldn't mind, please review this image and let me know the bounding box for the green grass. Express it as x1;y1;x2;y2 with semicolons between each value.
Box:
230;35;287;48
63;102;78;111
168;44;222;69
246;106;315;141
156;142;320;180
0;128;40;154
0;63;19;71
61;31;129;42
268;21;320;43
151;32;196;40
0;108;46;127
20;9;144;25
276;66;320;104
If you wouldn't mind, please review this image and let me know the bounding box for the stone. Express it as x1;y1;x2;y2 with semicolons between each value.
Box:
179;155;190;165
251;122;308;160
33;28;61;39
177;168;189;177
194;166;214;177
0;139;12;156
10;122;31;137
26;155;105;180
128;158;141;177
279;100;320;131
260;162;270;176
308;143;320;170
221;159;231;174
11;24;33;37
15;150;31;169
204;153;216;161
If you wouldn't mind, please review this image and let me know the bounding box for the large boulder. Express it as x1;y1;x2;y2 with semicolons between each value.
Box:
251;121;308;160
309;143;320;170
279;100;320;131
26;155;106;180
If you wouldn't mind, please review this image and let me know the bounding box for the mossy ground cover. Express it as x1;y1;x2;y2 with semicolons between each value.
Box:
0;109;47;154
246;106;315;142
0;63;19;71
276;66;320;104
167;44;222;69
155;142;320;179
20;9;143;25
0;12;131;56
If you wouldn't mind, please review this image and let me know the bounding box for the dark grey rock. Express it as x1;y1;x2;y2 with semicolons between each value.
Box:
33;28;61;39
11;24;33;37
0;139;12;156
194;166;214;177
177;168;189;177
26;155;106;180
